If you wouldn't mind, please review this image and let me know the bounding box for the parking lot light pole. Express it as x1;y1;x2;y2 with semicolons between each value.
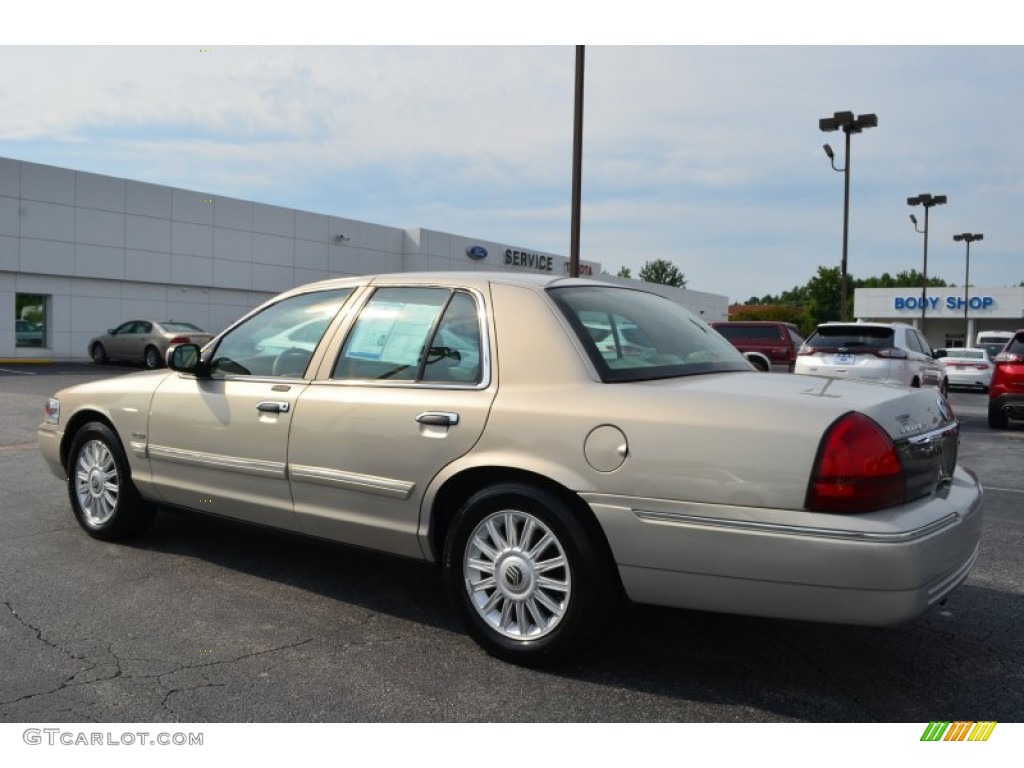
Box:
906;193;947;336
819;110;878;321
953;232;983;344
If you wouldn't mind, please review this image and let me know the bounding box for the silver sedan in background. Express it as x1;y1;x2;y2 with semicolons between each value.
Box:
88;320;213;369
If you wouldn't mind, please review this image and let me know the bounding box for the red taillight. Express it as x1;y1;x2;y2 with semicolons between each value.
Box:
873;347;907;359
994;352;1024;364
806;412;905;513
168;336;190;344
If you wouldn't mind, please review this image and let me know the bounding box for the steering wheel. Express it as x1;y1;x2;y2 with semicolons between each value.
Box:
272;347;312;377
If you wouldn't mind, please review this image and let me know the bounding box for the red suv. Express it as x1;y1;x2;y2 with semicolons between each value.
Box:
710;321;804;372
988;328;1024;429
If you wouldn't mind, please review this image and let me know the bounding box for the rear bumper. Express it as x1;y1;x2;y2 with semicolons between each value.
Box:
582;465;983;626
990;392;1024;417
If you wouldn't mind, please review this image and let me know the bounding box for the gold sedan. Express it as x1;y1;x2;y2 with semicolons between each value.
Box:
40;273;983;665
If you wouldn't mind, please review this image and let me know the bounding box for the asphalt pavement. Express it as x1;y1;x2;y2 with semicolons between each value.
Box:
1;364;1021;722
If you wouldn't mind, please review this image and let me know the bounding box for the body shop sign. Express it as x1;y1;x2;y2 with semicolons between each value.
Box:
894;295;995;311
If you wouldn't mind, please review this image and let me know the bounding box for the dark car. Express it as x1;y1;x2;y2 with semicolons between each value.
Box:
987;329;1024;429
709;321;804;372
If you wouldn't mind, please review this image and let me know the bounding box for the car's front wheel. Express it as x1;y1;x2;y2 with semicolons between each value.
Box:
144;345;163;369
67;422;156;540
443;483;616;666
90;343;108;364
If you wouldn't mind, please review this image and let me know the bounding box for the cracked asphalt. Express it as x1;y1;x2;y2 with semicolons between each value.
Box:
1;365;1021;722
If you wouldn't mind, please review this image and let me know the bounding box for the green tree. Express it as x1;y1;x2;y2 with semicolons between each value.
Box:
639;259;687;287
805;265;844;326
616;266;632;279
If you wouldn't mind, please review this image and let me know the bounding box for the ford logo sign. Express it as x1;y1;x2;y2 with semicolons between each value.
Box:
466;245;488;261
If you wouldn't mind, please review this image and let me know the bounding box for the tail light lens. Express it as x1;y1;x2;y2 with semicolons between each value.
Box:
994;352;1024;364
873;347;907;359
806;412;905;513
168;336;190;345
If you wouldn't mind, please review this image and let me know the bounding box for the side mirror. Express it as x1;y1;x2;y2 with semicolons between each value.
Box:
168;343;206;375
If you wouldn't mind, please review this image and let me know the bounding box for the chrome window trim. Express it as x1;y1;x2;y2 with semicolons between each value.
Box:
328;284;492;390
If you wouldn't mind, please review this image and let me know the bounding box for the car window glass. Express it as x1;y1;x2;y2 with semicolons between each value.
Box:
423;292;483;384
114;321;135;335
807;326;895;349
1006;335;1024;355
904;330;924;354
137;322;153;334
916;332;934;356
333;287;450;381
550;286;749;382
208;289;353;378
788;328;805;345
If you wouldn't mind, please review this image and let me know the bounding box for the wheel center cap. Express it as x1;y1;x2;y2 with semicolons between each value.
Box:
89;469;104;497
498;555;534;598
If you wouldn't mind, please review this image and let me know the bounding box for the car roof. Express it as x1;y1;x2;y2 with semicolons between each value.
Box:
270;271;621;301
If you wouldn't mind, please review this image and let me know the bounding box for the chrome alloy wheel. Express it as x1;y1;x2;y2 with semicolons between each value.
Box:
74;439;120;527
463;509;571;640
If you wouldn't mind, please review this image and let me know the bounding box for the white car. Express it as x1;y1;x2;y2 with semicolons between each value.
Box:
937;348;994;391
795;322;948;396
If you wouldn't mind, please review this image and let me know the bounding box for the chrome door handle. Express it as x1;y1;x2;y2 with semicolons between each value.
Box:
257;401;290;414
416;411;459;427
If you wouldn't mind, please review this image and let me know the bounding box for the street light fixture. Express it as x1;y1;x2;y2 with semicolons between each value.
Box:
906;193;947;336
953;232;984;345
819;110;878;321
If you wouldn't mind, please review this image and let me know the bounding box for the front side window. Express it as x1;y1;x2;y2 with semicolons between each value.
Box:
208;289;353;378
550;286;749;382
333;287;483;384
15;294;47;348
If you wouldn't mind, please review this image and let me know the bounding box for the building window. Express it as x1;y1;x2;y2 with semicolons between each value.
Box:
944;332;965;349
15;294;48;348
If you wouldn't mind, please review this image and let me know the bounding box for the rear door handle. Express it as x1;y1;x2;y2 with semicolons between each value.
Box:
416;411;459;427
257;401;291;414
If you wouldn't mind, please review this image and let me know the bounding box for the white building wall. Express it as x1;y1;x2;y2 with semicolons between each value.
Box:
1;156;722;359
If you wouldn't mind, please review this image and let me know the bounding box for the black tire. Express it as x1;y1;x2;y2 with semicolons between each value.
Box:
91;343;108;364
750;358;769;372
143;345;163;370
940;378;949;398
66;422;156;540
442;483;616;666
988;404;1009;429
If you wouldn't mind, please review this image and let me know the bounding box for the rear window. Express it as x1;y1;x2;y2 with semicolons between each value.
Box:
713;324;782;342
162;321;205;332
1007;335;1024;356
550;286;750;382
944;350;987;360
806;325;895;349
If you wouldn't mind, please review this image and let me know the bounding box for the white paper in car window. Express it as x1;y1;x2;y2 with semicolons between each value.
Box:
346;301;442;363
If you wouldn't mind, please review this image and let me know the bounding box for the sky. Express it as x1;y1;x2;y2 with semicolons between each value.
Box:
3;6;1021;303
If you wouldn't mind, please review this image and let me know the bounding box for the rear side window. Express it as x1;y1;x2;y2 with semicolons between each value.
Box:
714;325;781;341
1006;334;1024;355
806;325;895;349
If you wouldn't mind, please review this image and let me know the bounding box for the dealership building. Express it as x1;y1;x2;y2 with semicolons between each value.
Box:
854;287;1024;349
1;156;727;360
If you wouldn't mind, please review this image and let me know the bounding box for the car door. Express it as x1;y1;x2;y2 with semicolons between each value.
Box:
287;286;497;558
908;328;944;388
105;320;137;359
145;288;354;528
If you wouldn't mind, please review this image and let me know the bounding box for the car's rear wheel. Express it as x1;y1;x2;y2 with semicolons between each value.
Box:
443;483;615;666
988;404;1009;429
90;343;108;364
144;345;163;369
67;422;156;540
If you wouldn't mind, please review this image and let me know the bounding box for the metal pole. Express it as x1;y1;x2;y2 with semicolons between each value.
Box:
921;206;929;336
840;128;852;321
964;240;971;343
569;45;584;278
